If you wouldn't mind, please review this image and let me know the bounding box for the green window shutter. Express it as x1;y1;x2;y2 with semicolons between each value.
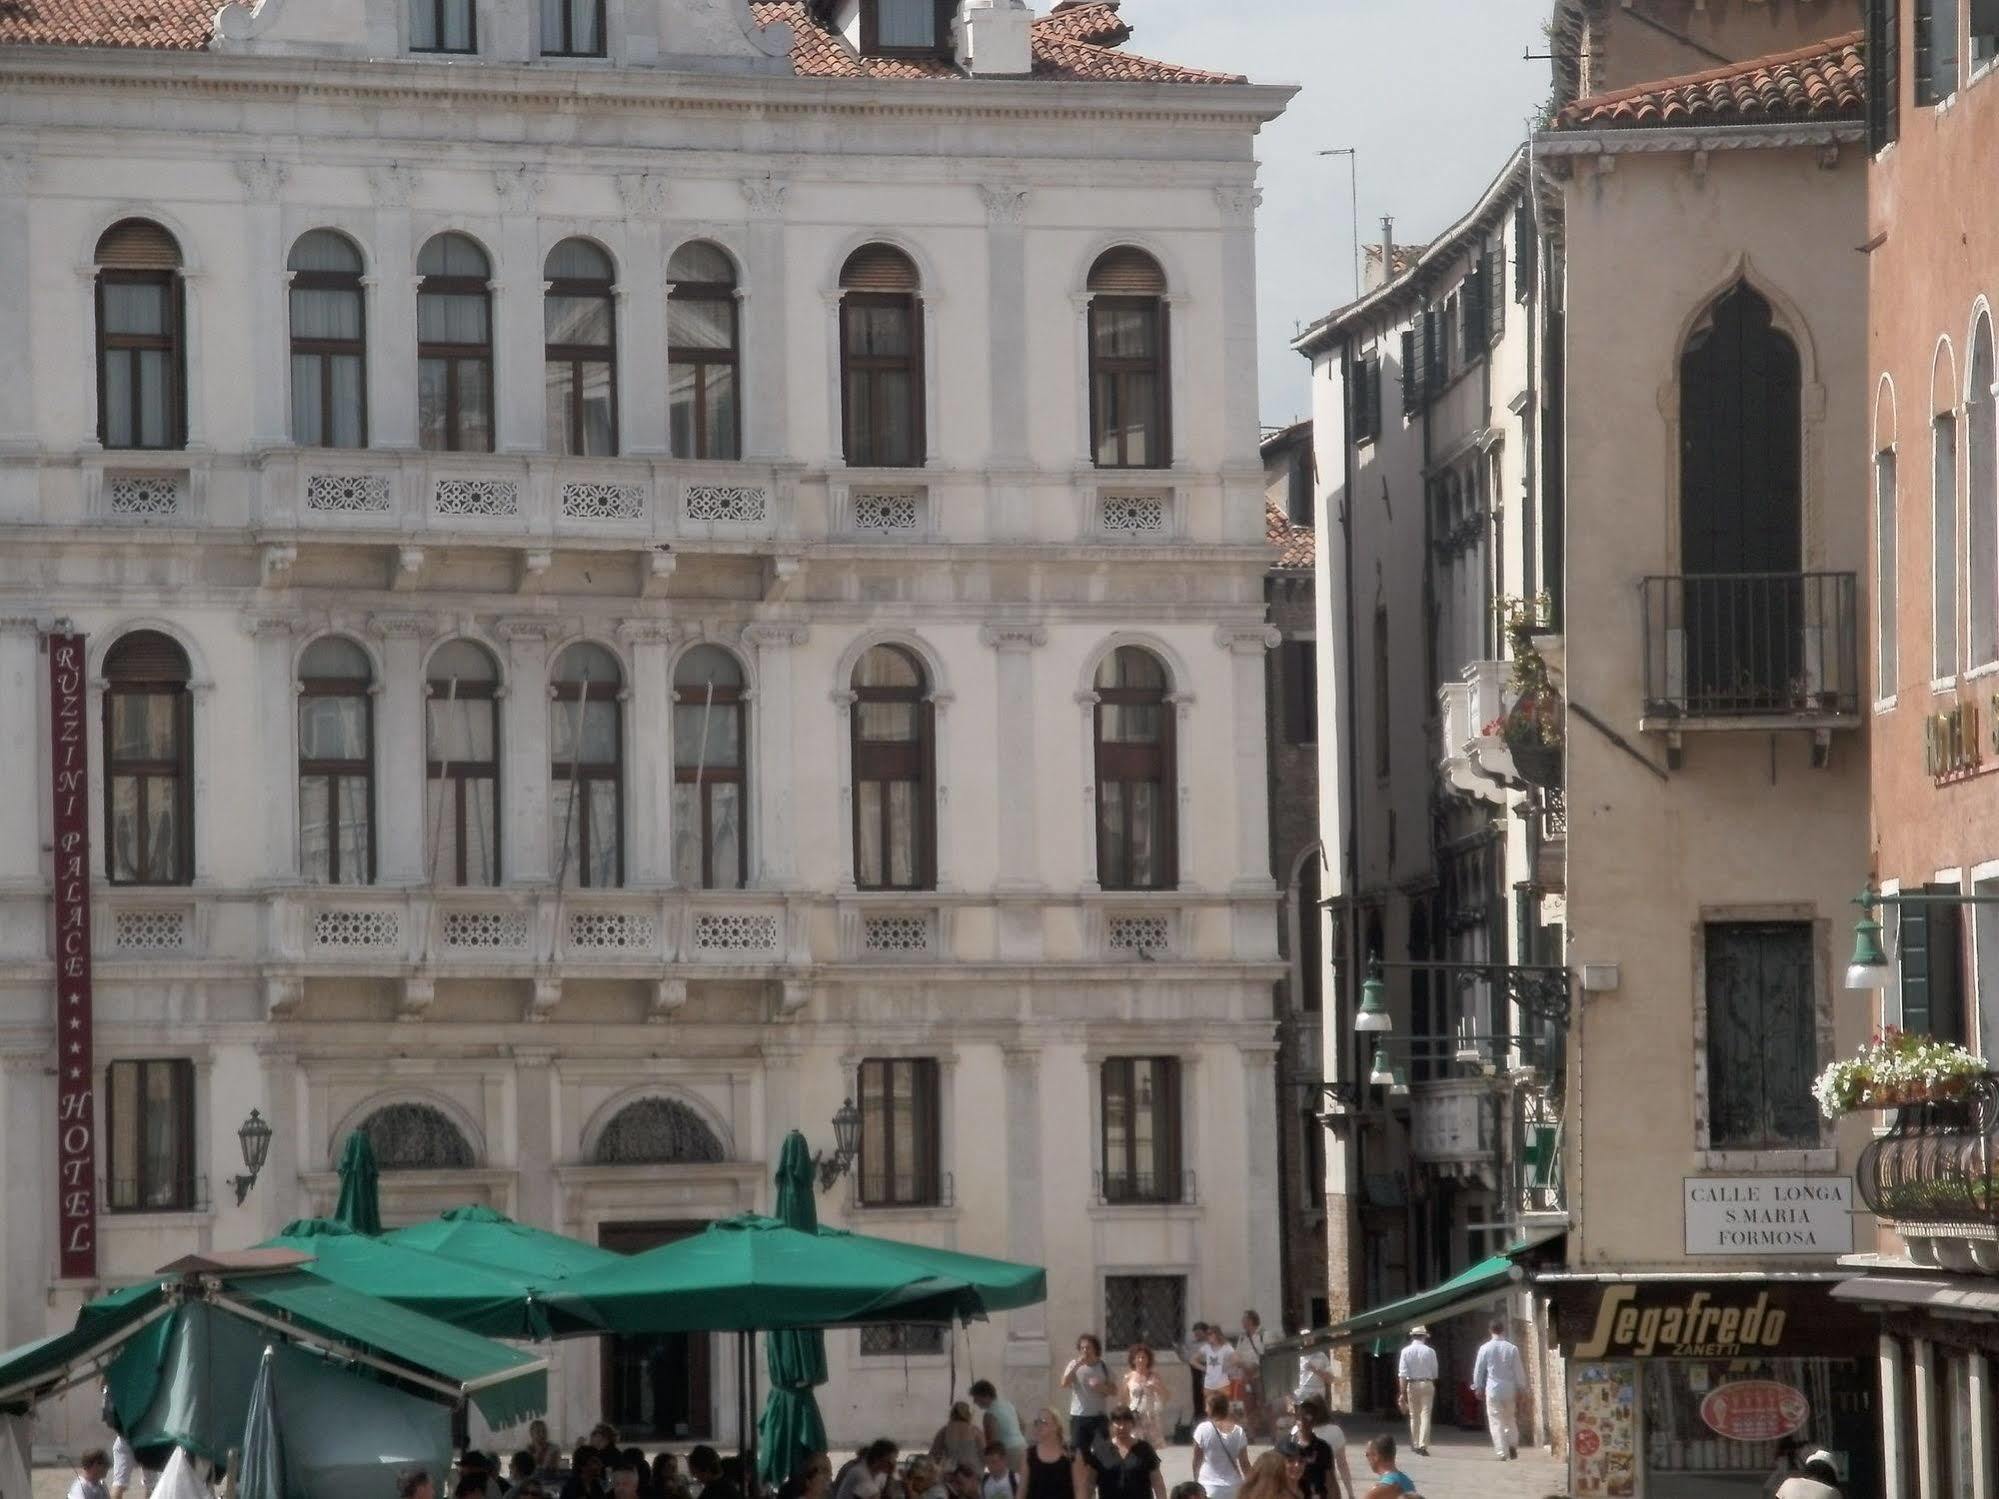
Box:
1400;329;1419;414
1899;887;1965;1040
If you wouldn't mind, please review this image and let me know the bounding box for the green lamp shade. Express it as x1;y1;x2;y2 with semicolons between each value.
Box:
1845;911;1890;991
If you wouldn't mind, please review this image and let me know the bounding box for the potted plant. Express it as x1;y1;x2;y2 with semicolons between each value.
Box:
1812;1028;1988;1117
1496;595;1564;788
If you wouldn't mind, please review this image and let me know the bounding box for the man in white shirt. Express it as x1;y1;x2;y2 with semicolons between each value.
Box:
1394;1326;1439;1455
1471;1319;1525;1461
1774;1449;1844;1499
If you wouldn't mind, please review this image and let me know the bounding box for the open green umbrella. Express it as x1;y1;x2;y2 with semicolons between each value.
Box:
332;1133;381;1237
382;1206;621;1283
258;1219;551;1340
757;1134;828;1487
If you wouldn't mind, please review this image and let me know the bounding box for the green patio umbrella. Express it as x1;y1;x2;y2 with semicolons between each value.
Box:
236;1345;284;1499
258;1219;552;1340
757;1133;828;1487
382;1206;621;1283
332;1133;382;1237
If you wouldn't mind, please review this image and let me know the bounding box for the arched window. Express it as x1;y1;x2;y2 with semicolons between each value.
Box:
1678;283;1801;712
288;231;367;448
426;640;501;886
1936;342;1961;682
103;630;193;885
356;1104;475;1170
539;0;604;55
839;245;922;469
95;220;185;451
592;1098;727;1165
1968;314;1996;670
668;241;741;460
673;646;747;890
850;644;932;890
1087;248;1169;469
298;636;374;886
551;643;623;888
1093;646;1175;890
544;239;616;456
1876;380;1899;701
417;233;493;453
410;0;474;52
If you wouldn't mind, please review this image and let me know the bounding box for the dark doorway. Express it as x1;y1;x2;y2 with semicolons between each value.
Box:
1677;282;1803;711
600;1220;712;1439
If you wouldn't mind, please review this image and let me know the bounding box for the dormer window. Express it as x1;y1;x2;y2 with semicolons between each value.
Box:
861;0;953;57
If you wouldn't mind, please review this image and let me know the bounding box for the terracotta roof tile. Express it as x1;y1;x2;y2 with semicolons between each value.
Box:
1556;29;1865;130
1035;0;1128;47
0;0;227;51
1266;498;1314;571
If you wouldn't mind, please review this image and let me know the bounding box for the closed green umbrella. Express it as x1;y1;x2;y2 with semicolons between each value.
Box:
236;1345;284;1499
258;1220;552;1340
757;1134;828;1487
332;1134;381;1237
382;1206;621;1283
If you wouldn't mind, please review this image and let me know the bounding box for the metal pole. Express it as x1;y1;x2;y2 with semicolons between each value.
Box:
1318;148;1361;302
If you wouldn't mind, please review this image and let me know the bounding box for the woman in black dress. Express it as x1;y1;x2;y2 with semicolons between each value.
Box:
1074;1409;1166;1499
1020;1410;1072;1499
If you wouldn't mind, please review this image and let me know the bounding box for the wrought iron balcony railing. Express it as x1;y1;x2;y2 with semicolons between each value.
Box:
1855;1075;1999;1229
1639;572;1859;720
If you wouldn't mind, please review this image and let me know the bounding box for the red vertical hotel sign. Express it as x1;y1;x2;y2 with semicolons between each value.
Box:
49;632;95;1280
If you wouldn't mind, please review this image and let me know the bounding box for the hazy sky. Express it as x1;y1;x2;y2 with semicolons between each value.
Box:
1126;0;1556;428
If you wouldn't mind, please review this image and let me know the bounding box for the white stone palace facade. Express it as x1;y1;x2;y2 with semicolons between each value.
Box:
0;0;1293;1454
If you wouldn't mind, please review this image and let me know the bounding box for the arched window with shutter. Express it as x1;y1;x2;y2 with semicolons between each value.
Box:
288;231;367;448
417;233;493;453
544;239;617;456
1093;646;1175;890
1968;312;1997;671
298;636;375;886
95;220;186;451
426;640;501;886
1087;247;1169;469
850;644;933;890
103;630;193;885
668;241;741;460
551;642;623;888
673;646;747;890
839;245;923;468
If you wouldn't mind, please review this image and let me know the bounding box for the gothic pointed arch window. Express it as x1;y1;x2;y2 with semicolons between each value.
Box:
592;1097;727;1165
1093;646;1176;890
356;1102;476;1170
1677;282;1802;712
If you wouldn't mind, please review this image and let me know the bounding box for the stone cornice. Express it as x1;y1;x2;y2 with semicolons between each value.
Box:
1533;120;1865;158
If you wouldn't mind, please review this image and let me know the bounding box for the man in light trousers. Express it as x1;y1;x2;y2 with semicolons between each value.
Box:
1394;1326;1438;1456
1472;1318;1524;1461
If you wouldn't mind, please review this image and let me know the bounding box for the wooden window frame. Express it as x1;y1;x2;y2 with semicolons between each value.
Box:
545;260;618;456
673;671;748;890
289;255;368;449
858;0;955;57
551;673;624;889
417;261;494;454
1099;1056;1184;1204
1093;660;1177;891
103;674;193;887
95;269;185;451
850;653;935;891
426;675;501;886
839;291;925;469
856;1056;941;1208
668;275;742;460
298;666;376;886
1088;295;1171;469
410;0;477;53
539;0;605;56
104;1058;196;1213
1700;920;1822;1152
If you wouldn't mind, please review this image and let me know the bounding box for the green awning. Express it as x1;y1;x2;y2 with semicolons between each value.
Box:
1282;1235;1558;1352
0;1284;170;1414
259;1219;553;1340
382;1205;622;1283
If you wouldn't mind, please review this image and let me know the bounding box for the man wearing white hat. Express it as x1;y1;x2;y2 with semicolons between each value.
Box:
1775;1449;1843;1499
1394;1326;1438;1456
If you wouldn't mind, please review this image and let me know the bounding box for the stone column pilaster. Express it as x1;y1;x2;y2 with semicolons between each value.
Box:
0;618;44;883
241;615;299;881
979;625;1045;891
1218;624;1280;892
740;178;790;461
614;176;669;456
492;167;546;454
0;156;36;450
367;164;421;450
745;623;807;887
1001;1045;1049;1365
235;158;292;447
369;613;433;883
498;618;557;884
617;621;675;884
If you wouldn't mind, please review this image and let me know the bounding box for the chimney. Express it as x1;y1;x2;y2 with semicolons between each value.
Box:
962;0;1032;75
1380;215;1395;277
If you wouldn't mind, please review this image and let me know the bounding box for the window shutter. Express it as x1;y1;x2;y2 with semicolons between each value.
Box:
1887;0;1902;140
96;220;182;269
1914;0;1955;103
1367;357;1383;438
839;244;920;292
1088;248;1168;295
104;630;191;682
1486;252;1505;339
1158;1060;1183;1194
1900;888;1966;1041
1401;329;1419;415
1513;201;1536;300
1419;308;1437;397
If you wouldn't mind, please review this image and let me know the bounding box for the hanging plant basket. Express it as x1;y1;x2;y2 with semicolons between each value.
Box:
1501;683;1565;788
1510;742;1563;788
